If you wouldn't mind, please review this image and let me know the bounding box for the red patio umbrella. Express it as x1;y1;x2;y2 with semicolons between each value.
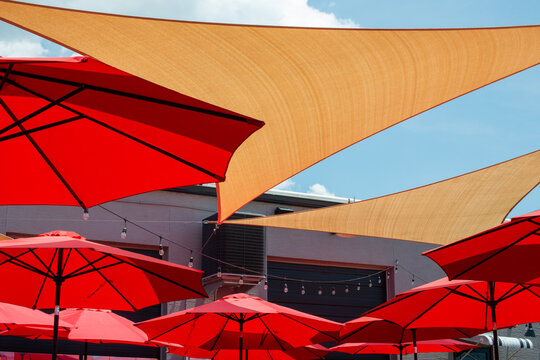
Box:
169;344;330;360
0;230;207;360
0;56;263;213
331;339;479;360
424;210;540;284
136;293;342;360
340;316;484;344
363;277;540;360
0;302;70;333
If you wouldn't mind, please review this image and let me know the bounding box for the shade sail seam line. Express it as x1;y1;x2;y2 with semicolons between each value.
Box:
453;227;540;278
105;252;207;297
0;79;84;136
0;68;254;123
3;73;225;182
74;248;137;311
0;96;87;210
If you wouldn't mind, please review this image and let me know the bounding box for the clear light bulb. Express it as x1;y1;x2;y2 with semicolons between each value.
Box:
331;287;336;296
318;287;322;295
239;275;244;285
387;272;390;280
121;227;127;240
395;266;398;273
188;256;194;268
369;279;373;288
301;285;306;295
283;282;288;293
158;243;164;257
411;277;415;286
345;285;349;294
264;280;268;291
378;276;382;284
357;283;361;291
217;266;222;278
83;210;89;220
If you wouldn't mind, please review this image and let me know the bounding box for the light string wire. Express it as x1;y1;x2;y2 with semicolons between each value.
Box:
97;205;423;287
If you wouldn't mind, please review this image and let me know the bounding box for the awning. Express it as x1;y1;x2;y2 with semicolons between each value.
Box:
468;334;534;349
225;150;540;245
0;1;539;222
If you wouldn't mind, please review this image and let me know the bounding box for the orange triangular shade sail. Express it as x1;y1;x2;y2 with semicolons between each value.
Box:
1;1;539;221
225;150;540;245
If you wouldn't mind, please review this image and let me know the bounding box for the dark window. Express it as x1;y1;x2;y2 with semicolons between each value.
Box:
267;261;388;360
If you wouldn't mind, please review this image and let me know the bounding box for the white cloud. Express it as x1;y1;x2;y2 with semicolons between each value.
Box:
273;179;296;191
0;40;48;57
307;183;335;196
22;0;357;27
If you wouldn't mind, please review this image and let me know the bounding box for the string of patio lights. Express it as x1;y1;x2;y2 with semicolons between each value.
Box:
95;205;427;295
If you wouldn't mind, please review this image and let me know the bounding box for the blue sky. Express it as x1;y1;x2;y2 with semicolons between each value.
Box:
0;0;538;218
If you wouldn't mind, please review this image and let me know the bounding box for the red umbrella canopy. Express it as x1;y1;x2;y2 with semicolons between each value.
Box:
135;293;342;350
0;56;264;211
340;316;484;344
331;339;479;355
0;302;70;331
424;210;540;284
169;344;330;360
0;231;207;310
363;278;540;331
61;308;152;345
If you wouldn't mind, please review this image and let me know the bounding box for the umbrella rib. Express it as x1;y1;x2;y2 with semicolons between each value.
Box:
280;313;339;341
258;317;288;351
0;115;84;143
498;284;534;303
60;248;73;276
0;96;87;210
425;217;531;255
0;249;52;278
354;345;369;354
3;76;224;182
0;64;13;92
149;313;202;340
1;68;253;123
74;248;137;311
0;80;85;136
105;252;207;297
453;227;540;279
518;285;540;302
84;116;224;181
32;248;59;309
448;286;487;304
401;289;457;329
62;253;110;278
63;259;123;280
208;316;231;351
340;320;384;342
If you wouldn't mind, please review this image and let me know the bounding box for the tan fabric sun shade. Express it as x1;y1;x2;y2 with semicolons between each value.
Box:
1;1;539;222
225;150;540;245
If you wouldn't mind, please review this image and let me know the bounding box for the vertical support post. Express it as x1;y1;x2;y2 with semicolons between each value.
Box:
52;248;64;360
489;281;500;360
412;328;418;360
239;319;244;360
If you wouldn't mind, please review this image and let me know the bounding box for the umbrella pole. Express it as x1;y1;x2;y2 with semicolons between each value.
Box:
489;281;500;360
84;341;88;360
52;248;64;360
239;320;244;360
399;346;403;360
412;328;418;360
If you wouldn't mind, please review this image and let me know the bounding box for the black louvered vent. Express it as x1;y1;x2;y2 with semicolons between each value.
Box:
202;213;265;277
